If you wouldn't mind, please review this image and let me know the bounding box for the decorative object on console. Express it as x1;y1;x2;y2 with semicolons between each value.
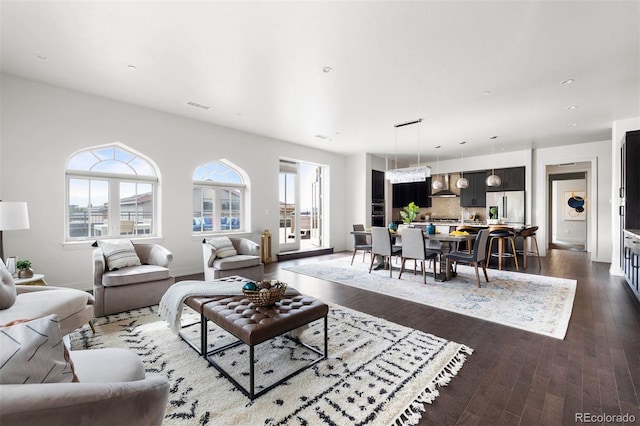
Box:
0;201;30;263
486;136;502;187
455;141;469;189
16;260;33;279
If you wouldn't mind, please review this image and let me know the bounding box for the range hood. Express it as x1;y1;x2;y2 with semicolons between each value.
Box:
430;174;459;198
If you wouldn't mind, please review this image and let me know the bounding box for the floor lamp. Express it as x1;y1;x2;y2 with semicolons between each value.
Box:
0;201;30;262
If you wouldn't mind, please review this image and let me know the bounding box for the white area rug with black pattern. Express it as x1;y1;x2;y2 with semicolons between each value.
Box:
70;304;472;425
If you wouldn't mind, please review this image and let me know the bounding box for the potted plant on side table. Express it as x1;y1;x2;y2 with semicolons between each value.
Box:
16;260;34;279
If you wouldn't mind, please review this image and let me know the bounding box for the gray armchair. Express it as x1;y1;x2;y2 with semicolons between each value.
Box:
202;237;264;281
93;243;175;317
0;347;169;426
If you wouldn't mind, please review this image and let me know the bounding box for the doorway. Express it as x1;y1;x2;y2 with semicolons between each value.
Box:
278;159;325;253
548;171;587;251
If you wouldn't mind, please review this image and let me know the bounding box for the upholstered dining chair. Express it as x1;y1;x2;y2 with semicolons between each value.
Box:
398;228;440;284
369;226;402;278
445;229;490;287
351;224;372;265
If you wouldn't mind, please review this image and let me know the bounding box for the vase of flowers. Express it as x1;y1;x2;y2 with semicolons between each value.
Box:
16;260;34;279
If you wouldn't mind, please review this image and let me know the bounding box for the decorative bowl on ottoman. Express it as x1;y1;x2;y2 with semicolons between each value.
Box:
242;280;287;306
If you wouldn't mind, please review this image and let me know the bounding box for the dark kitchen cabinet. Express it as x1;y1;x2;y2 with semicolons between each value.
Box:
623;131;640;230
460;171;487;207
621;130;640;304
371;170;386;226
392;179;432;208
486;167;525;192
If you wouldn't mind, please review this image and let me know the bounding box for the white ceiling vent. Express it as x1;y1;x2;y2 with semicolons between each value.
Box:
186;101;210;110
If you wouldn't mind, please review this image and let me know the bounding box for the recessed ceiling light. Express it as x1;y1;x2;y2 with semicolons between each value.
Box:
186;101;210;110
322;67;333;73
569;123;578;126
561;79;575;85
566;105;577;110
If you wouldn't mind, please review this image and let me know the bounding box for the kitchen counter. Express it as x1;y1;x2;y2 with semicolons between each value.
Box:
411;221;527;230
624;229;640;237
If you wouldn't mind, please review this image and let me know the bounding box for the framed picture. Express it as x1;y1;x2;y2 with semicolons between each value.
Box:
564;191;586;221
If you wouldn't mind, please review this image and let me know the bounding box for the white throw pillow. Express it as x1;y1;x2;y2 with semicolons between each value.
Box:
206;237;238;259
0;314;77;384
98;240;141;270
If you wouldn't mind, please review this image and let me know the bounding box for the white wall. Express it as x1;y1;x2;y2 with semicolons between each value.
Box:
0;74;348;290
533;140;611;262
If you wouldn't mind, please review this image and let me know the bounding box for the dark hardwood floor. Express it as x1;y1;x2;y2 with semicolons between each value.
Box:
264;249;640;426
177;248;639;424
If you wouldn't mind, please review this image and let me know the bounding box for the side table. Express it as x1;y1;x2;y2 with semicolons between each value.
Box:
14;273;47;286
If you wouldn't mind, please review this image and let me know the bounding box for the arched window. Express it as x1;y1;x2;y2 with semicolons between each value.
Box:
193;160;246;233
65;143;159;240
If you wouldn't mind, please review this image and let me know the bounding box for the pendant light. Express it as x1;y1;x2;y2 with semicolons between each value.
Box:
385;119;430;184
455;141;469;189
431;145;444;190
486;136;502;187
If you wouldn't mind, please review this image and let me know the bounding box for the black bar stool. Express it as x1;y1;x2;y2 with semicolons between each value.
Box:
516;226;541;269
487;226;519;271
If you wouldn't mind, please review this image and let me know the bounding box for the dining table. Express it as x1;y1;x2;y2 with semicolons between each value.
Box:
350;229;477;281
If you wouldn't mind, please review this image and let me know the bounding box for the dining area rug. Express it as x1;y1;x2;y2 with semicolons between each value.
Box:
284;257;577;339
70;304;472;425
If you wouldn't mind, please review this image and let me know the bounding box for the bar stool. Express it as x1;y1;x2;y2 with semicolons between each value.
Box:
516;226;541;269
487;226;519;271
456;226;479;253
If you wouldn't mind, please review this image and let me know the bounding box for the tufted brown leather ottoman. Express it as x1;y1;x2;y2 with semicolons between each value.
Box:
201;294;328;400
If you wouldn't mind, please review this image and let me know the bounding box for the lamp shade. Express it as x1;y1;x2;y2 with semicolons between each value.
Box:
486;174;502;187
0;202;30;231
456;177;469;189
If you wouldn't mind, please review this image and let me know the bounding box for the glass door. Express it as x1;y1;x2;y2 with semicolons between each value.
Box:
279;160;299;252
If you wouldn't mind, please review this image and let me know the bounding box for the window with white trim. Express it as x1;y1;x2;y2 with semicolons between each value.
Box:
65;144;158;240
193;161;246;233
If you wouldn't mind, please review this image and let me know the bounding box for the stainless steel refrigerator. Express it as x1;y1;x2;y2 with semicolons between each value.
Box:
486;191;525;225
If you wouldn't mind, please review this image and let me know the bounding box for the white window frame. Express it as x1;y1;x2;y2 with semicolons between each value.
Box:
192;161;246;235
65;144;159;241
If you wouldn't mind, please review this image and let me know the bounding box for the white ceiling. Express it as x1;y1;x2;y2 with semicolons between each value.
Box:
1;1;638;164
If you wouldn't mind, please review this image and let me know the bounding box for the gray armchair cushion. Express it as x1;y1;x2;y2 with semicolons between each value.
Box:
101;265;172;287
0;268;17;310
212;254;262;271
0;288;92;329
